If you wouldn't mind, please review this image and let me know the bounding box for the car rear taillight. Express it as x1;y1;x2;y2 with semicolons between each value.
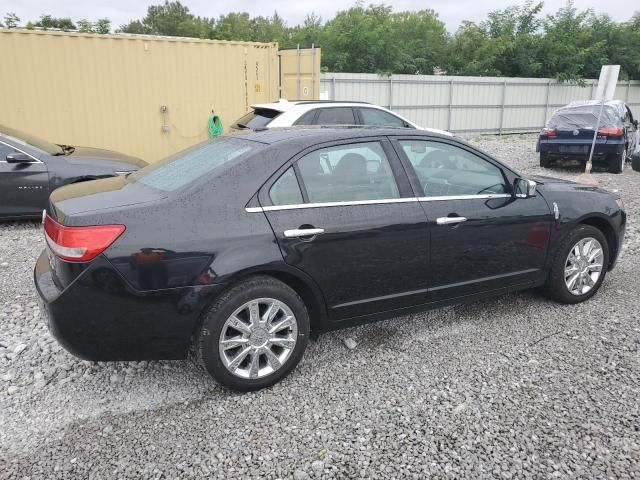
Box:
597;127;623;137
43;214;125;262
541;128;557;137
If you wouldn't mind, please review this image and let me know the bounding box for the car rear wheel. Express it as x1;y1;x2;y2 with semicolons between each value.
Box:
195;275;309;391
632;152;640;172
539;153;551;168
607;147;626;174
544;225;609;304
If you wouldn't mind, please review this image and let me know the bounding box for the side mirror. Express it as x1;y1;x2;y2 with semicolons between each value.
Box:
514;178;537;198
6;152;32;163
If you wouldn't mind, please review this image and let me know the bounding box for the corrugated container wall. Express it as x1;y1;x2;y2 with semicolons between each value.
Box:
0;29;279;162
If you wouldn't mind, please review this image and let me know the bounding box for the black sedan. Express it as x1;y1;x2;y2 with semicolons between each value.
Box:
1;125;147;220
34;127;626;391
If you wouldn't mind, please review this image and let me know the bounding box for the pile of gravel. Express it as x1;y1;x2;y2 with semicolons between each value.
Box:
1;134;638;479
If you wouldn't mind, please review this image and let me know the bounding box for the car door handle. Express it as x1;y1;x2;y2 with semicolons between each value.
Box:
283;228;325;238
436;216;467;225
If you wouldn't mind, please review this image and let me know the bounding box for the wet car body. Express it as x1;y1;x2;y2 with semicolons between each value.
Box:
0;126;146;220
34;128;626;364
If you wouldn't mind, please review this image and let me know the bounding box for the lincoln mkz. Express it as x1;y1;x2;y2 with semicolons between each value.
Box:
34;127;626;390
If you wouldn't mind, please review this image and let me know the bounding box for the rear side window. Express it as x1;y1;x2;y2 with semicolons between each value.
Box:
231;108;281;130
270;167;303;206
359;108;407;127
297;141;399;202
293;110;317;126
315;108;356;125
130;138;257;192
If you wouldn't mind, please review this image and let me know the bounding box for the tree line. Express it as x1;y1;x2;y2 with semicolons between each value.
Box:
2;1;639;81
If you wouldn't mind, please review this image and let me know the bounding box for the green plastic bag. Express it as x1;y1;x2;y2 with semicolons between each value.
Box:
208;113;223;138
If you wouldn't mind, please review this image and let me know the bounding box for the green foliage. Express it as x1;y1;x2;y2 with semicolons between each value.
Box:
94;18;111;34
22;1;640;80
76;19;93;33
35;14;75;31
3;12;20;28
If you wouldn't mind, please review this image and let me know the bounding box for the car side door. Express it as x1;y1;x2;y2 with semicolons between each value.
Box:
392;137;552;302
257;137;430;320
0;139;49;218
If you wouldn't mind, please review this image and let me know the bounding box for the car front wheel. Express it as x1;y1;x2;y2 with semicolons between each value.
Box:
196;275;309;391
544;225;609;304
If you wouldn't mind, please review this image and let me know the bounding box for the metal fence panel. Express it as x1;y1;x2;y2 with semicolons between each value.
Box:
321;73;640;134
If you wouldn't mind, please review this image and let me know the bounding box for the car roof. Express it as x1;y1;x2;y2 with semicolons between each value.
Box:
229;126;454;146
250;100;374;113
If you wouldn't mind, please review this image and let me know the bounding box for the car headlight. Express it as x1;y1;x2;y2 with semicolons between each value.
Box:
615;197;624;210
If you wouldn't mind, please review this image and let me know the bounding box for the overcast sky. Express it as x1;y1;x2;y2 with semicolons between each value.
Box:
5;0;635;33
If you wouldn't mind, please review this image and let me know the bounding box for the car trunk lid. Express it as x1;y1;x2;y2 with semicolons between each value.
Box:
47;175;167;224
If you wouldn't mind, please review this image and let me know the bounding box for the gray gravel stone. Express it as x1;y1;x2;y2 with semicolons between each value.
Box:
342;337;358;350
1;135;639;479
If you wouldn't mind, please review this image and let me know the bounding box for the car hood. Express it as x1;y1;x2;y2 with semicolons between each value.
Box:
67;146;147;168
530;174;613;197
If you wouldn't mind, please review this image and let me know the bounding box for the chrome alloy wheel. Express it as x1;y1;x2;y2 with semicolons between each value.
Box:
218;298;298;379
564;237;604;296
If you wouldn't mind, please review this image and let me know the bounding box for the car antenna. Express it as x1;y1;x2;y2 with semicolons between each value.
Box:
576;65;620;186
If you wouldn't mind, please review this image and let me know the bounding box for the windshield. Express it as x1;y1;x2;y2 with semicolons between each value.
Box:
231;108;282;130
0;124;64;155
128;137;259;192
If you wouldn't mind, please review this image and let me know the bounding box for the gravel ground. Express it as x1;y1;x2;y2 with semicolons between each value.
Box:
1;134;639;479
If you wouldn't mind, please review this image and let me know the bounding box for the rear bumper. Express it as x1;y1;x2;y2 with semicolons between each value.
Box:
539;138;625;159
34;250;226;361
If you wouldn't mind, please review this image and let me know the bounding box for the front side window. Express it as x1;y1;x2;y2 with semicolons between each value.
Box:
297;141;399;203
0;142;16;160
398;140;508;197
270;167;303;206
314;108;356;126
359;108;406;128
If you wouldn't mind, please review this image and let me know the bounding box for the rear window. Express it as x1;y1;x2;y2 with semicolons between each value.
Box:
548;104;623;130
231;108;282;130
129;137;257;192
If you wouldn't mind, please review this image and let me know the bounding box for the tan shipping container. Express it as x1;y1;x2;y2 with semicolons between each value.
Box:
0;29;280;162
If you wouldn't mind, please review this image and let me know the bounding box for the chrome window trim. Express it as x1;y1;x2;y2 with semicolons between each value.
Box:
245;193;512;212
0;139;42;163
418;194;511;202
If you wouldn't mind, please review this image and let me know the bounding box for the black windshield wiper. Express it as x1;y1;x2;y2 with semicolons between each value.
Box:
234;123;250;130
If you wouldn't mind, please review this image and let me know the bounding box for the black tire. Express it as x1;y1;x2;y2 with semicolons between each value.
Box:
539;152;551;168
195;275;309;391
632;152;640;172
544;225;609;304
607;147;626;174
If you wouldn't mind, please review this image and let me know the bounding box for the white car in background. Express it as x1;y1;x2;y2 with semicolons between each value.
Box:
230;100;451;135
